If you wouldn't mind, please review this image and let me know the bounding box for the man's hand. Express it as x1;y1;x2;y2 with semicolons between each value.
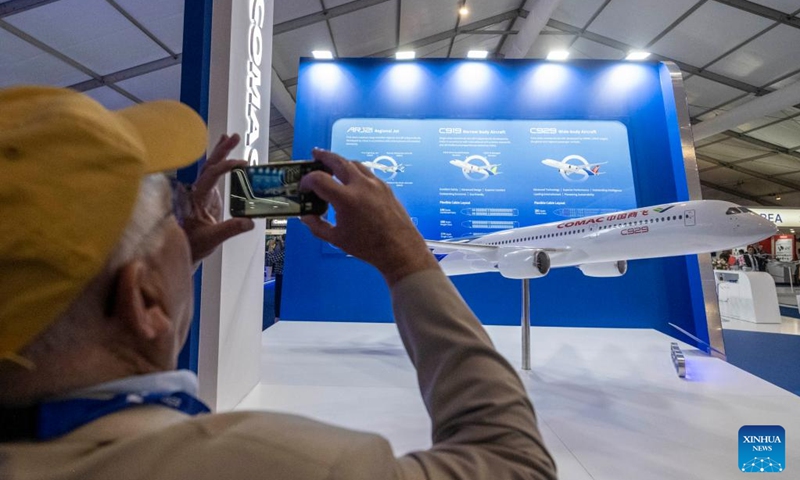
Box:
300;149;439;286
182;134;255;264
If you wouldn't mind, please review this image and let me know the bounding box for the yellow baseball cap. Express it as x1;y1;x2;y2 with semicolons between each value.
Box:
0;86;208;360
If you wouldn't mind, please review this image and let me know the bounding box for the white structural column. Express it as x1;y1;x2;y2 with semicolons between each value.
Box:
198;0;273;411
500;0;563;59
693;80;800;141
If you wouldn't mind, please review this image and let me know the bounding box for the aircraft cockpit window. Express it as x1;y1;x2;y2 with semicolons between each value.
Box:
739;207;752;213
726;207;741;215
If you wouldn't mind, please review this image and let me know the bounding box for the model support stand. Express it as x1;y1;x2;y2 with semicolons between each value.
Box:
671;342;686;378
522;279;531;370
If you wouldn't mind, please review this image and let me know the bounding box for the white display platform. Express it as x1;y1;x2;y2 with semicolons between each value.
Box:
236;322;800;479
715;270;782;324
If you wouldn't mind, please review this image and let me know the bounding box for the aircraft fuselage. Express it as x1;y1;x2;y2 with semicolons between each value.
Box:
436;200;777;276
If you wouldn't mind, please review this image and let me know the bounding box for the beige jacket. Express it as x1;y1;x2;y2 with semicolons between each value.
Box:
0;269;557;479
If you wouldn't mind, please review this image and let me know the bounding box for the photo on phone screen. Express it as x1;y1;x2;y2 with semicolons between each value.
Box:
229;161;328;218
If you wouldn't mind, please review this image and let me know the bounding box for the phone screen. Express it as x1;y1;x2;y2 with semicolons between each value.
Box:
229;161;328;218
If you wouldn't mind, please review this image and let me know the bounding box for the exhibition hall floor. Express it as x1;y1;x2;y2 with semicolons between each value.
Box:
723;316;800;335
236;322;800;479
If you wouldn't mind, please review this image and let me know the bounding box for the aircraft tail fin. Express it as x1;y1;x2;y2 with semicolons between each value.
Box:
397;164;405;173
586;163;608;175
489;165;500;175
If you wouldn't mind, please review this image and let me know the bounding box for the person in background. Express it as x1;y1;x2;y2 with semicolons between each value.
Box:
753;244;768;272
266;235;285;318
0;86;556;480
718;251;731;270
730;249;743;269
720;250;734;268
265;236;275;281
742;246;758;271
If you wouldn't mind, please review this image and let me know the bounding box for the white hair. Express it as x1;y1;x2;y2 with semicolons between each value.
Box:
104;174;173;272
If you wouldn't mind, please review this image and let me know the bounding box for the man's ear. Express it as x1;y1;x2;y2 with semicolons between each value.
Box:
112;261;171;341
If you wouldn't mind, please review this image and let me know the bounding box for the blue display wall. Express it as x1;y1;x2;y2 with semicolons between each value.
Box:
282;58;708;347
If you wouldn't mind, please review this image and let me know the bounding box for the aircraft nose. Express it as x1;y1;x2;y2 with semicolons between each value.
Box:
745;213;778;239
762;216;779;236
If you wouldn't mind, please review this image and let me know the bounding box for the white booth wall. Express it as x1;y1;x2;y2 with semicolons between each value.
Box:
197;0;273;411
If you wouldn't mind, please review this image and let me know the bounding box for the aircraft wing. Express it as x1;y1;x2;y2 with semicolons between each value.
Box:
426;240;497;254
426;240;571;255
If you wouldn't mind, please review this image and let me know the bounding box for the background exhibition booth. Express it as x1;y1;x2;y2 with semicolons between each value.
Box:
283;58;718;349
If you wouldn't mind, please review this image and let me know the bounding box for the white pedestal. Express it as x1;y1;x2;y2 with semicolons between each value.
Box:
715;270;781;324
238;322;800;480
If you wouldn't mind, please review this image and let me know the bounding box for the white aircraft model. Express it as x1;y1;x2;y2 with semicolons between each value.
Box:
426;200;777;279
541;157;606;181
449;159;500;176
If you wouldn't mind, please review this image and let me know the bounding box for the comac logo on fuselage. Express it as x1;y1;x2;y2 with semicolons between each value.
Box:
557;209;652;229
556;207;691;237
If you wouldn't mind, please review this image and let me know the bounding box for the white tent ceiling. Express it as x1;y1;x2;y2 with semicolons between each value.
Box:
1;0;799;207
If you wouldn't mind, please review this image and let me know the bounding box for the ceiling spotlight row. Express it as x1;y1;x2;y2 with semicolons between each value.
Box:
311;50;652;61
312;50;490;60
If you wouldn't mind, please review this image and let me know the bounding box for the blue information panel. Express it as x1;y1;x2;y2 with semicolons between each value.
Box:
331;118;637;239
285;59;710;349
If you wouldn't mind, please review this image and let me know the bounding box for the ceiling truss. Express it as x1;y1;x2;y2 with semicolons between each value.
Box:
273;0;391;36
697;152;800;193
718;131;800;160
281;8;526;87
0;16;141;102
700;180;779;205
2;0;798;205
0;0;61;18
711;0;800;30
68;54;182;93
267;2;800;204
105;0;177;58
546;18;768;95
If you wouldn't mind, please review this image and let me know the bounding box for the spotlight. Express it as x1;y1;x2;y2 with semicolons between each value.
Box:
547;50;570;61
459;7;469;16
396;51;416;60
776;195;782;201
625;51;651;61
312;50;334;59
467;50;488;59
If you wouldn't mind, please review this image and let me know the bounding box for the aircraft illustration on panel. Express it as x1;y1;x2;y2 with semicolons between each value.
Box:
427;201;777;279
541;155;606;182
449;155;501;180
360;155;405;180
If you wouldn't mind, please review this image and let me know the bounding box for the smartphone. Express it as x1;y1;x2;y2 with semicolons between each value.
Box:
229;161;329;218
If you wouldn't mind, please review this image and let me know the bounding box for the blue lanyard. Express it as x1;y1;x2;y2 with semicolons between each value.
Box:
36;391;210;441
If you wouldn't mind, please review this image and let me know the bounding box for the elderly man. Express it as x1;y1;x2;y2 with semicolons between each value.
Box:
0;86;556;479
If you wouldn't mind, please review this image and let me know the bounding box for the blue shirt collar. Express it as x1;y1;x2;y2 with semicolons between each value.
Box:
62;369;200;399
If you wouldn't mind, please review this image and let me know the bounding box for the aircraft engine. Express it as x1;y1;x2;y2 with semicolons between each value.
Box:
578;260;628;277
497;249;551;279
